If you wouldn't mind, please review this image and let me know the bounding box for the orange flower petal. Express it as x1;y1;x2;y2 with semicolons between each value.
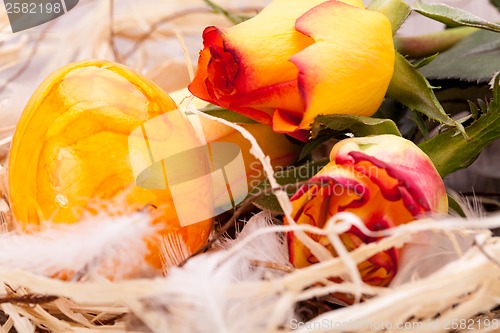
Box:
189;0;315;101
221;0;320;93
289;0;395;131
286;163;402;286
189;27;304;126
188;46;212;102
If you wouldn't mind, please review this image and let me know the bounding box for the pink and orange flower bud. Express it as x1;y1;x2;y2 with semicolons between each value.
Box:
189;0;395;140
287;135;448;294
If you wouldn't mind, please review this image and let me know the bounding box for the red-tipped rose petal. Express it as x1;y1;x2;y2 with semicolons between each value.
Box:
331;135;448;215
289;0;395;131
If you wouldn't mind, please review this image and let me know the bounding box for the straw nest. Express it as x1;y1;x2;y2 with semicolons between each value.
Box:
0;1;499;332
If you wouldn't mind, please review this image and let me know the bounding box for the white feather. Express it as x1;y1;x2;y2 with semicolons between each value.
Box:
391;229;477;286
131;211;294;333
219;210;290;268
0;213;158;279
160;232;192;274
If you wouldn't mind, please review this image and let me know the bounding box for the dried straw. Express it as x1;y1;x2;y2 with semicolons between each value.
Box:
0;213;497;332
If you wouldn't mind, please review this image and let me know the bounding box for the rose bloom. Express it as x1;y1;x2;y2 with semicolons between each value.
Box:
286;135;448;297
189;0;395;140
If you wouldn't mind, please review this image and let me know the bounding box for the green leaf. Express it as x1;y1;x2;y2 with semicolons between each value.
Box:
413;0;500;32
249;159;329;213
297;114;401;162
432;85;494;119
368;0;411;34
491;0;500;11
412;53;439;69
204;0;250;24
478;98;489;113
388;52;466;135
468;101;479;120
419;30;500;83
409;110;430;139
298;130;339;161
200;104;257;124
419;75;500;177
375;101;418;138
311;114;402;137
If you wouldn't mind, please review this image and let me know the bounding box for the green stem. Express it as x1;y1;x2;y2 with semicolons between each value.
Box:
203;0;249;24
395;27;477;58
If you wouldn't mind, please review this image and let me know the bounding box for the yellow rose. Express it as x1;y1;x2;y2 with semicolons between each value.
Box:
286;135;447;300
189;0;395;140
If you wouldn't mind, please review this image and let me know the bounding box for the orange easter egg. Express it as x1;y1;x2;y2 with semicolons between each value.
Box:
8;60;213;271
